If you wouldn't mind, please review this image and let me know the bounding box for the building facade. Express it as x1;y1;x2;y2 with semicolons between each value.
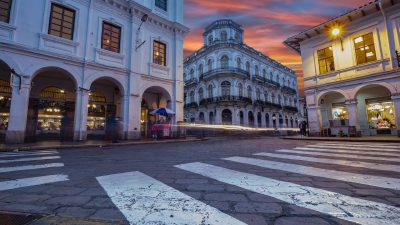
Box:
184;20;300;129
0;0;188;143
284;0;400;136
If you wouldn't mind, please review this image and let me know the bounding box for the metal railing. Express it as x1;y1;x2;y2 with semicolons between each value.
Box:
282;86;297;95
184;102;198;108
184;78;198;86
284;106;299;113
200;68;250;80
199;95;252;105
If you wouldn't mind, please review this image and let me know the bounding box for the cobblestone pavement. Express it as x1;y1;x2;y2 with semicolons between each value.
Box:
0;137;399;225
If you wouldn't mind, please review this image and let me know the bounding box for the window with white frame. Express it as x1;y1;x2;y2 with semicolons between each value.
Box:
155;0;167;11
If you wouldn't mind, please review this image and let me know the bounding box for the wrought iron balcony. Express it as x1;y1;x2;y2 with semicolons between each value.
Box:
199;95;252;106
282;86;297;95
184;102;199;109
253;100;282;109
184;78;198;86
199;68;250;80
284;106;299;113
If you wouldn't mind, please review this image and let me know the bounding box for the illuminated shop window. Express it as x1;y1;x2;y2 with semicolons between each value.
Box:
332;104;348;120
366;100;396;129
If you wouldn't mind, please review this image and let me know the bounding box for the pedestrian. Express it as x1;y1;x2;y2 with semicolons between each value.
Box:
298;121;304;136
302;121;307;136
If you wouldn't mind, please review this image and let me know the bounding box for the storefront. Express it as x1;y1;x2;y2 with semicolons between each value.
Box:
366;98;396;135
87;91;107;137
0;79;11;140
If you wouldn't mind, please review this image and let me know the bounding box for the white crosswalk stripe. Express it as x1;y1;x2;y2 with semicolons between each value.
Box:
223;156;400;190
295;147;400;157
276;149;400;162
255;152;400;172
0;156;60;164
0;150;67;191
96;171;246;225
0;175;69;191
175;162;400;225
314;142;400;149
0;163;64;173
0;151;59;158
308;144;400;152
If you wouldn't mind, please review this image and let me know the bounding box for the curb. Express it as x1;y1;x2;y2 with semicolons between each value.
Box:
281;137;400;143
0;138;209;152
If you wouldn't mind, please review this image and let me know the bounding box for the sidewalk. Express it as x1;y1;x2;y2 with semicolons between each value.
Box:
0;137;207;151
282;135;400;143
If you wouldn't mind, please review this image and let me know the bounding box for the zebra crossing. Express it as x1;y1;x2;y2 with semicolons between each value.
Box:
96;141;400;225
0;150;68;191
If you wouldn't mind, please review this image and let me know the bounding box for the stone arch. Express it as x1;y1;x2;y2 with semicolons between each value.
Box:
350;82;396;100
0;53;22;75
31;66;79;89
316;89;348;106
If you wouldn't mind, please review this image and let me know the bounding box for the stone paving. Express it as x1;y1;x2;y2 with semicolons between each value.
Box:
0;137;398;224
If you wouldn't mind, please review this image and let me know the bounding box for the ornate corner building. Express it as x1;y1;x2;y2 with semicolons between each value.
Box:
183;20;301;128
284;0;400;137
0;0;188;144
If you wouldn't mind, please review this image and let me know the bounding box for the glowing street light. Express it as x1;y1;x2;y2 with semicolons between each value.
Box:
331;28;341;37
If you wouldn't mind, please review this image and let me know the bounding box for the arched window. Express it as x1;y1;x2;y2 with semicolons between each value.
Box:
246;61;250;73
287;79;290;87
255;65;259;76
247;86;252;99
208;84;213;98
198;88;204;101
207;59;213;71
256;88;261;100
221;31;227;42
264;91;269;102
278;95;282;105
198;64;203;76
263;69;266;79
190;91;195;103
237;58;242;68
284;96;287;106
270;72;273;80
221;55;229;69
271;93;275;103
190;69;194;79
238;83;243;97
221;81;231;97
235;32;240;42
208;35;213;45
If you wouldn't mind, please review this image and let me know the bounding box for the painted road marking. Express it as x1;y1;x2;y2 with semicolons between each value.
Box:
0;156;60;164
314;143;400;149
308;144;400;152
0;152;59;158
0;175;69;191
96;171;246;225
0;163;64;173
295;147;400;157
224;156;400;190
175;162;400;225
254;152;400;172
276;149;400;163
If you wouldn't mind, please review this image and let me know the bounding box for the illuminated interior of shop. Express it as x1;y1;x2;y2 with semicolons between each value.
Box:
366;100;396;129
0;79;11;132
87;91;106;133
331;103;348;120
37;87;66;134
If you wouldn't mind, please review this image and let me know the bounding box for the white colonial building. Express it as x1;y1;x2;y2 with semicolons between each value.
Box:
184;20;300;129
284;0;400;136
0;0;188;143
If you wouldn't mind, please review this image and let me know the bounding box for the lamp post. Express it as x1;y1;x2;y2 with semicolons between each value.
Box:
303;102;309;136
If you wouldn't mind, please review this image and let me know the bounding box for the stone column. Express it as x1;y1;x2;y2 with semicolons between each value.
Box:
6;76;30;144
127;95;141;140
345;99;360;133
215;108;222;125
261;112;266;128
73;88;89;141
121;95;130;139
244;110;249;126
307;106;320;136
269;113;274;128
254;111;259;128
392;95;400;136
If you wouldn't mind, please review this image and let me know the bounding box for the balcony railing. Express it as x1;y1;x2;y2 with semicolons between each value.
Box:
184;102;198;108
253;100;282;109
199;68;250;80
252;75;280;87
396;50;400;67
199;95;252;106
284;106;299;113
184;78;198;86
282;86;297;95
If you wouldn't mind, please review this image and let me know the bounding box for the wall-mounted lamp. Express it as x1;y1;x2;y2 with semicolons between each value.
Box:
327;23;345;51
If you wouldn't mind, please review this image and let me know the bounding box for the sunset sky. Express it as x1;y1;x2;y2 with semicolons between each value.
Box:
182;0;372;95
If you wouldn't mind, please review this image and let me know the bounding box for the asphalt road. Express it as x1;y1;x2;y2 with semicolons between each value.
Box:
0;137;399;225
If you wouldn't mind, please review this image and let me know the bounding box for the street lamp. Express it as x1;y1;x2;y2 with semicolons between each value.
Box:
328;23;345;51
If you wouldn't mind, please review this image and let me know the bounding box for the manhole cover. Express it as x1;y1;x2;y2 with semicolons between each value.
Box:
0;212;42;225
